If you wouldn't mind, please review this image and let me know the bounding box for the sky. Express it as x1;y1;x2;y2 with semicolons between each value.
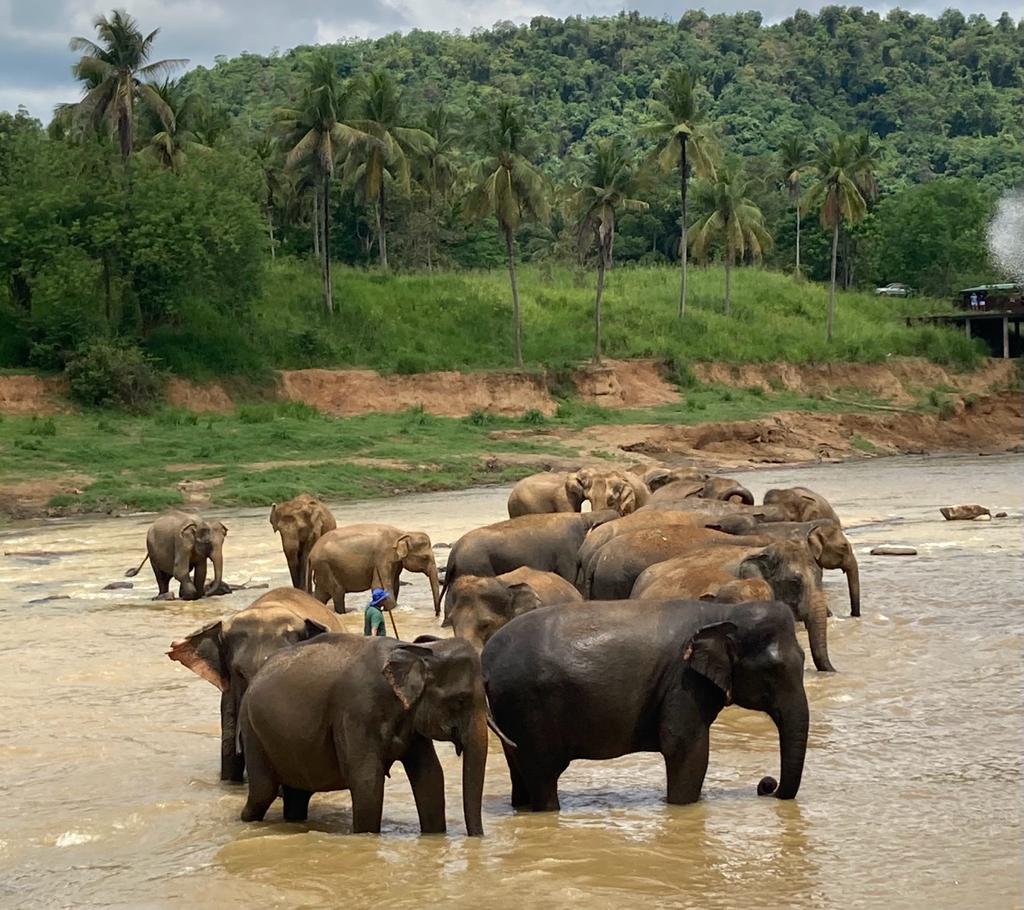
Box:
1;0;1015;120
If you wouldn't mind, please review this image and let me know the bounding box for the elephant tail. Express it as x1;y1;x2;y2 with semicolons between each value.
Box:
125;553;150;578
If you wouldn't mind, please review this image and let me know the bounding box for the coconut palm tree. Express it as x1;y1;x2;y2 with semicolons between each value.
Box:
571;138;649;362
804;134;871;341
690;167;772;315
465;99;550;368
346;71;434;270
779;137;811;276
253;136;284;258
418;104;459;271
68;9;187;164
274;54;371;314
642;68;717;318
138;80;209;172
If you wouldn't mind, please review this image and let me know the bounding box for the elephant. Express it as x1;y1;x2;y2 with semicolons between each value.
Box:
628;540;835;672
441;510;618;617
443;567;583;653
167;587;344;781
125;510;229;600
575;509;727;591
714;516;861;617
643;467;708;493
308;523;441;616
506;469;616;518
649;475;755;506
583;525;737;599
631;562;774;604
482;599;809;811
238;634;499;835
269;494;337;589
763;486;843;526
605;471;651;514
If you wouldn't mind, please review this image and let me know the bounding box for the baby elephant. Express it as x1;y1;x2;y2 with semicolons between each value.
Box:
239;634;498;835
126;510;229;600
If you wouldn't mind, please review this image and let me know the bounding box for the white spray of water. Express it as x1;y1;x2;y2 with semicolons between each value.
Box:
987;189;1024;283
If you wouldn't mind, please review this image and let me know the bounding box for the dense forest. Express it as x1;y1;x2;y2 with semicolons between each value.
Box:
0;7;1020;392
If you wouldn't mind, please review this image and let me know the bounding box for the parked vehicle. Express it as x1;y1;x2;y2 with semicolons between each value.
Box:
875;283;912;297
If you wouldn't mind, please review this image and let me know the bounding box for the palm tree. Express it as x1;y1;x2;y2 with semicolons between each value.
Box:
138;80;209;172
690;167;772;315
68;9;187;164
347;71;434;270
418;104;459;271
465;99;550;368
253;136;284;258
643;68;717;317
804;134;872;341
571;138;649;362
274;54;370;314
779;137;811;276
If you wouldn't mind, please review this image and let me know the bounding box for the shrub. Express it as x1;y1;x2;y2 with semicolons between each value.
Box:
65;339;164;412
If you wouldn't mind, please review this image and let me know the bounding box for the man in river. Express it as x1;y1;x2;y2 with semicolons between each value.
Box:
364;587;390;637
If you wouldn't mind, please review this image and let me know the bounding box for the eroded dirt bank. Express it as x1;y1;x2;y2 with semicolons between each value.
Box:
0;357;1017;417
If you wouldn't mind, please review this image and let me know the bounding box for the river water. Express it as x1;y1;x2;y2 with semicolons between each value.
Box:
0;454;1021;910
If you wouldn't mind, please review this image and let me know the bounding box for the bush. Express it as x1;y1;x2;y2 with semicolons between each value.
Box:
65;339;164;412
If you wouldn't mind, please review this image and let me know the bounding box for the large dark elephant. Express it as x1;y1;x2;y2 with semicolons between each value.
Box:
239;634;499;835
629;540;836;672
126;510;229;600
715;516;861;617
441;510;617;617
763;486;842;526
482;599;808;811
167;587;344;781
269;494;336;589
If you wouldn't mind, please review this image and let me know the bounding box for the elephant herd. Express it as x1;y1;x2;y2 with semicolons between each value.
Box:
154;465;859;837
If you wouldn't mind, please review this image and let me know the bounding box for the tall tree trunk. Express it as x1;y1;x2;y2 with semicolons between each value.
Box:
102;255;113;324
377;182;389;271
795;194;801;276
267;212;276;260
724;241;733;316
505;229;523;369
594;253;606;364
312;188;320;260
678;138;689;318
827;221;839;342
322;174;333;315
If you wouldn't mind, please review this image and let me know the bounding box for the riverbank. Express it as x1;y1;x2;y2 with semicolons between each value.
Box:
0;357;1018;520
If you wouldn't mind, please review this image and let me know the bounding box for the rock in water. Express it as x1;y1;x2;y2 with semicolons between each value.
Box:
870;546;918;556
103;581;134;590
940;505;991;521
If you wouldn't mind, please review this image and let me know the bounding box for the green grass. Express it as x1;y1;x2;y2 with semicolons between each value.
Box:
143;260;982;379
0;386;907;517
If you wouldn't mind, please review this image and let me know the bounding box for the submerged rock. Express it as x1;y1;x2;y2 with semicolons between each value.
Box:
26;594;72;605
940;505;991;521
103;581;134;590
870;546;918;556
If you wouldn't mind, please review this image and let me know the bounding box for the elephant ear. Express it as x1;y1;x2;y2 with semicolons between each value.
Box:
212;521;228;540
506;582;543;617
395;535;412;560
806;527;826;562
167;620;227;691
564;472;587;508
302;619;329;639
269;503;279;529
309;507;331;540
682;621;738;702
383;644;432;711
178;520;199;547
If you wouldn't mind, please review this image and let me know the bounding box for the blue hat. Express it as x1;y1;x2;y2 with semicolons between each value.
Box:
369;588;390;607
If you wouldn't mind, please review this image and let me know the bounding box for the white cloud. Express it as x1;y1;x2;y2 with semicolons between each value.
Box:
0;83;76;120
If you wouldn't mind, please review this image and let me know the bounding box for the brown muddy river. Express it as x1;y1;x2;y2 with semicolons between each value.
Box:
1;454;1021;909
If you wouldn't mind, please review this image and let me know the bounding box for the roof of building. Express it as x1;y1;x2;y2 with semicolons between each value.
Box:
958;283;1021;293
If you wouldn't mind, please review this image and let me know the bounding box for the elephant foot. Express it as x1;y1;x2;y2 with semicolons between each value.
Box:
205;581;232;597
153;592;176;601
221;754;245;783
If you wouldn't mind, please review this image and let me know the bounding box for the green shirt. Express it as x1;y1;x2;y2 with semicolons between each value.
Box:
364;604;387;637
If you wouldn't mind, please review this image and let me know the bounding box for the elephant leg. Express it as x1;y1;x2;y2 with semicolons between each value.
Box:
402;736;446;834
662;725;710;805
349;765;386;834
153;567;174;600
503;743;531;809
334;588;347;615
239;738;279;822
282;785;314;823
220;690;244;783
190;558;208;601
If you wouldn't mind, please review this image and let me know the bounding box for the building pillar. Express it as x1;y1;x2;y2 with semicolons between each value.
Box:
1003;316;1010;359
965;318;971;340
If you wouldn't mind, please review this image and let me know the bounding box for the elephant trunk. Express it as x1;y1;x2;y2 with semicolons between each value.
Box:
427;564;442;618
771;692;810;799
805;588;836;672
845;555;861;618
211;547;224;592
723;484;755;505
461;710;488;837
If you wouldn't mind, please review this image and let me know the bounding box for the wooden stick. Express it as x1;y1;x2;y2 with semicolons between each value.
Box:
388;607;400;639
823;394;913;413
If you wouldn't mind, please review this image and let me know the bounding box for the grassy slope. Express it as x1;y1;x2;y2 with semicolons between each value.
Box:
0;388;895;517
146;261;978;379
